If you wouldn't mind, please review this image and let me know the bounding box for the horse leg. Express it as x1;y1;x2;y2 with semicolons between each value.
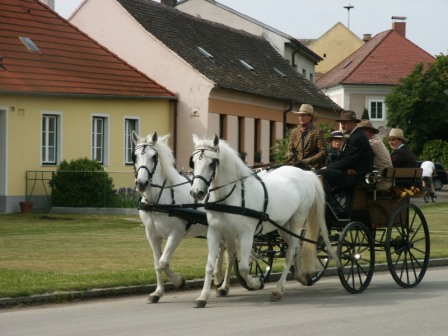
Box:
158;234;186;289
236;235;263;291
213;241;226;288
271;234;298;301
196;229;221;308
216;239;235;297
146;235;165;303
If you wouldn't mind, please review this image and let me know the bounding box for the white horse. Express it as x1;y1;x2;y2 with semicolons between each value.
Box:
132;131;234;303
190;134;339;308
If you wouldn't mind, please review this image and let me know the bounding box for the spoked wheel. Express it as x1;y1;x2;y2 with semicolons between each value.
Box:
337;221;375;294
386;203;430;288
235;233;276;290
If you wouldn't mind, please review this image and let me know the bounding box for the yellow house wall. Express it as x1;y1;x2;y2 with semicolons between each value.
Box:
309;22;364;74
4;95;171;198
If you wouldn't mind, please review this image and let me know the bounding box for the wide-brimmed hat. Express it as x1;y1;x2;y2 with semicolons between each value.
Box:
293;104;314;115
327;130;344;142
388;128;407;141
335;110;361;122
358;119;379;134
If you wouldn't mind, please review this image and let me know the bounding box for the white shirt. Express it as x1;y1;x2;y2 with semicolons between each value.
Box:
421;161;436;177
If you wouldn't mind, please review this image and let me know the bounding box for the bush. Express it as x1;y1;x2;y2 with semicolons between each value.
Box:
50;158;115;207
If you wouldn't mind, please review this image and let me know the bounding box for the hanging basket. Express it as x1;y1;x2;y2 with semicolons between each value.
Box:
19;201;33;213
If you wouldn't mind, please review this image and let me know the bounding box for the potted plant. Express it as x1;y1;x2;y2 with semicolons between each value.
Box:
19;199;33;213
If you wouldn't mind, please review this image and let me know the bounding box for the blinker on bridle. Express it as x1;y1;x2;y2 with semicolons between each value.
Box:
190;147;219;187
134;143;159;181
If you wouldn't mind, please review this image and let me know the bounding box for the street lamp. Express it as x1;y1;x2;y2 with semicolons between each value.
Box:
343;4;354;30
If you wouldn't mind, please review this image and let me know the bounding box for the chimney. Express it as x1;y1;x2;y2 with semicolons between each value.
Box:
391;16;407;37
161;0;177;6
363;34;372;42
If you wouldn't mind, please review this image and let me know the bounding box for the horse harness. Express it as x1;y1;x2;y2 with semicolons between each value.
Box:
189;146;319;244
134;144;206;230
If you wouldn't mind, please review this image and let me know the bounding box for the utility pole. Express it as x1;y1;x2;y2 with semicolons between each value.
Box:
343;4;354;30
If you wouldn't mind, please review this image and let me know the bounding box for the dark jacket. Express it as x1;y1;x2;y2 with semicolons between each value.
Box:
327;127;374;184
391;145;417;168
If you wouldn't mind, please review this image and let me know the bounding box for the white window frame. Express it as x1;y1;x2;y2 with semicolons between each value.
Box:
368;99;386;121
41;113;62;165
92;114;109;165
124;117;139;165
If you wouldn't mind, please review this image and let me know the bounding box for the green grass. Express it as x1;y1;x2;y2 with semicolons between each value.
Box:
1;201;447;298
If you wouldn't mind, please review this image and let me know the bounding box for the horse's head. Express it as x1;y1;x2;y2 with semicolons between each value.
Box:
132;131;160;193
190;134;220;201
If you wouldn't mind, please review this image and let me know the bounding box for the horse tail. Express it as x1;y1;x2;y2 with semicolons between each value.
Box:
302;174;340;272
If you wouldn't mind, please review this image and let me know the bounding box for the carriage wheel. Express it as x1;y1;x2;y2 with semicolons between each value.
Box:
235;235;276;290
386;203;430;288
337;221;375;294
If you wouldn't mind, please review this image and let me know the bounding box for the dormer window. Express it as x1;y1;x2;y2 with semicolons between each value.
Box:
19;37;40;53
197;46;213;59
273;67;286;78
239;59;254;71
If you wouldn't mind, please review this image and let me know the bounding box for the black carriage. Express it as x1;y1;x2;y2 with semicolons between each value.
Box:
246;167;430;294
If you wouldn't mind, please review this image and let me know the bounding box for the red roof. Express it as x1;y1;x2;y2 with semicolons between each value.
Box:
0;0;175;98
317;29;435;89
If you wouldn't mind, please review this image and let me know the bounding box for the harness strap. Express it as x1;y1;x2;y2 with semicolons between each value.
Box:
204;202;317;245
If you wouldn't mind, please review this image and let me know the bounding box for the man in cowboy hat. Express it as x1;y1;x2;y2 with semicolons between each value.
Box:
325;130;345;165
286;103;326;169
359;120;393;189
316;110;374;215
387;128;417;168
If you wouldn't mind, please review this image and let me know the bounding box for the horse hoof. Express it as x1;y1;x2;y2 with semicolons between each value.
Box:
270;292;282;302
217;288;228;297
148;295;160;303
178;278;186;290
195;300;207;308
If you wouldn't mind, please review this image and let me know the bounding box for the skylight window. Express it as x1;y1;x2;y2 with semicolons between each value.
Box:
197;46;213;59
239;59;254;71
273;67;287;78
19;37;40;53
342;60;353;69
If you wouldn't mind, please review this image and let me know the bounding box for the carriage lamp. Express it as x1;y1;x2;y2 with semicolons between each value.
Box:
365;170;380;185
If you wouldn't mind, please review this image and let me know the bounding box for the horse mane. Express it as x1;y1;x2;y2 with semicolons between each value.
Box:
195;136;252;180
149;134;180;182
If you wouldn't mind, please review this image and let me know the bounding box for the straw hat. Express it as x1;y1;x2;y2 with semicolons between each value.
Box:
358;119;379;134
335;110;361;122
388;128;407;141
293;104;314;115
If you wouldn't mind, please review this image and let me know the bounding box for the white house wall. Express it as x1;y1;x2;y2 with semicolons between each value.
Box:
71;0;214;168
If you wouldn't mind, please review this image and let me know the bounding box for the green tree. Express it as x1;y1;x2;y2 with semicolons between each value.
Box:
385;54;448;156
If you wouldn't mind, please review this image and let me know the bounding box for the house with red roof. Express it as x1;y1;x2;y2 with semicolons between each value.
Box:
0;0;176;212
316;17;435;136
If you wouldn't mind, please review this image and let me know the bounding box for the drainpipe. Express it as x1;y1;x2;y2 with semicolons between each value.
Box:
283;101;293;137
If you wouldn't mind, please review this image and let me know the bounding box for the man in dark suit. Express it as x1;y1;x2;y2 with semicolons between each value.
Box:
316;110;374;215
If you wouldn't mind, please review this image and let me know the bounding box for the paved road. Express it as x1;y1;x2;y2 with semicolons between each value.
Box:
2;267;448;336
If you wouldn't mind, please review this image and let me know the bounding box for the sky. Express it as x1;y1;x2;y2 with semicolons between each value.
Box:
55;0;447;56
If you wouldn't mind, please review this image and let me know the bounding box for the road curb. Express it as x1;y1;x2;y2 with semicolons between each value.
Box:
2;258;447;308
